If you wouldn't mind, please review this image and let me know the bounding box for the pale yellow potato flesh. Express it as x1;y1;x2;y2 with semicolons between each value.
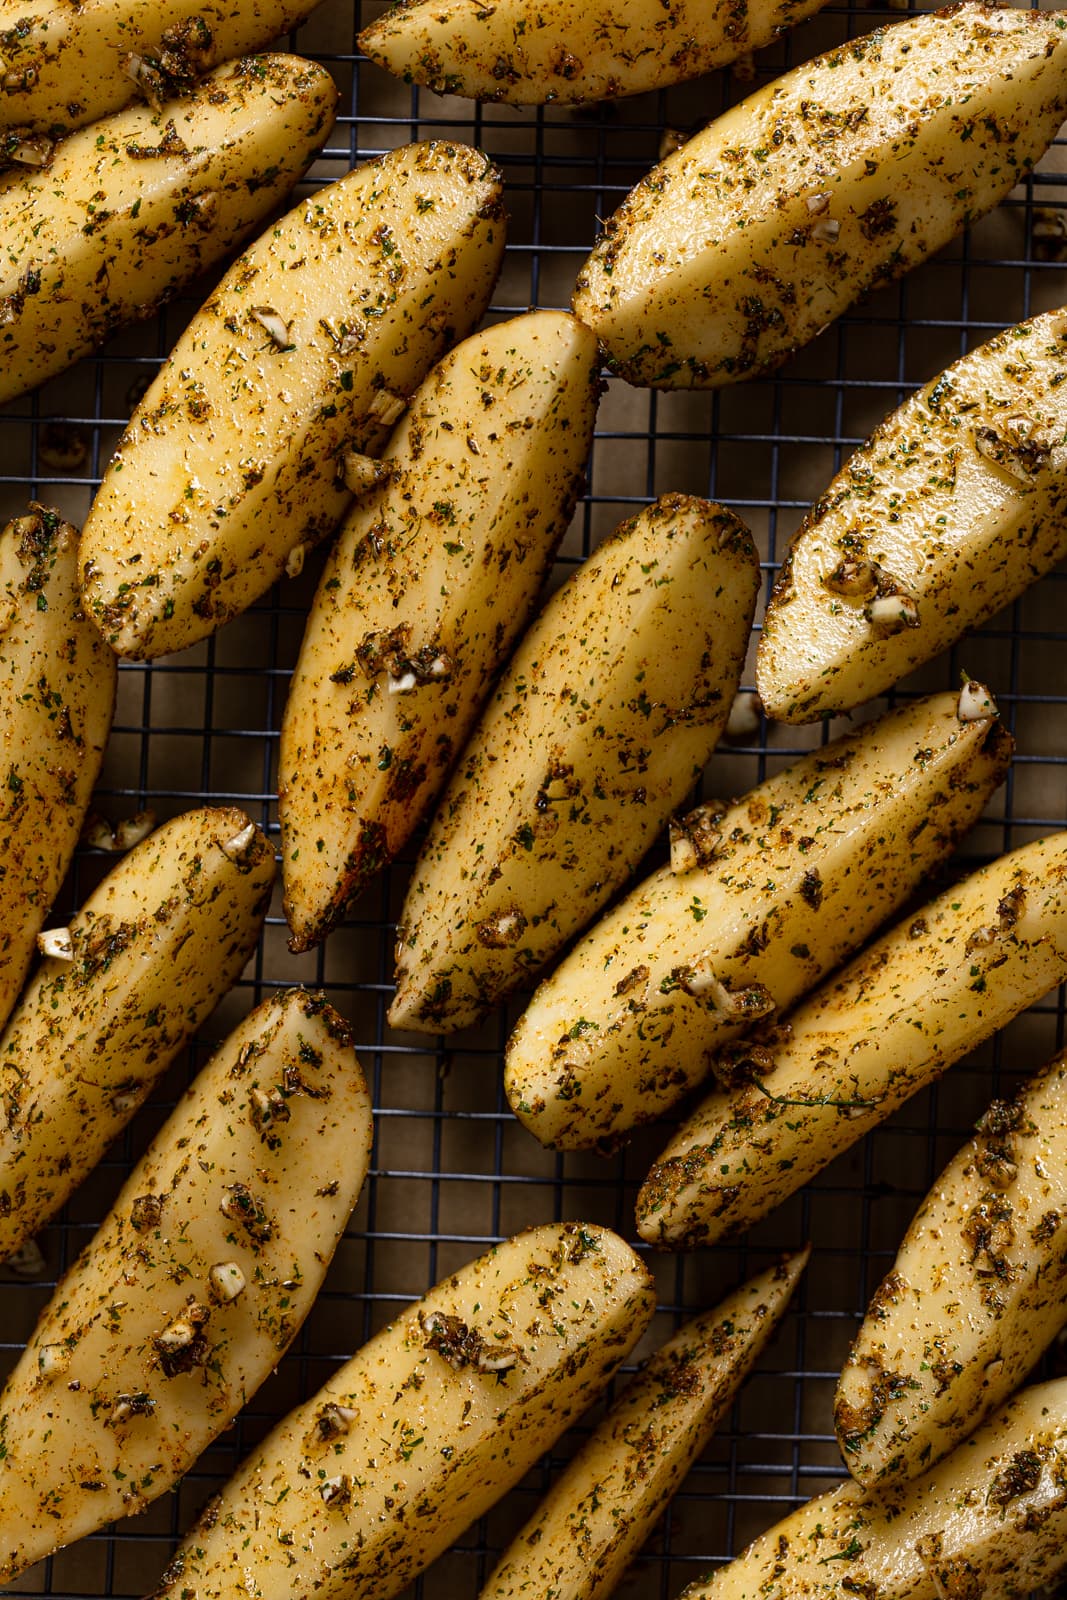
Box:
0;988;371;1585
358;0;829;106
0;54;338;406
389;494;760;1035
758;307;1067;723
0;506;116;1035
150;1222;656;1600
637;832;1067;1252
0;806;275;1259
480;1249;808;1600
679;1377;1067;1600
279;309;601;952
0;0;327;140
571;4;1067;388
79;139;507;659
836;1046;1067;1487
506;687;1010;1151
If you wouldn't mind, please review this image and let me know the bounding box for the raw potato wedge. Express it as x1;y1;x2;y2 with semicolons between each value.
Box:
0;0;328;146
279;309;601;952
678;1377;1067;1600
358;0;830;107
389;495;760;1035
637;832;1067;1252
0;54;337;406
79;140;506;660
571;4;1067;388
0;989;371;1584
481;1249;808;1600
0;506;116;1035
149;1222;656;1600
758;308;1067;723
506;686;1010;1151
836;1047;1067;1487
0;806;275;1260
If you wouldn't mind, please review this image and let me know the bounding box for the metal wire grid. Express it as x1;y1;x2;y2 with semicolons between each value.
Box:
2;0;1067;1593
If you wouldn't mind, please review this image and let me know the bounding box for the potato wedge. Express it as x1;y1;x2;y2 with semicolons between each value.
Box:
678;1377;1067;1600
481;1248;808;1600
836;1046;1067;1487
637;832;1067;1252
79;140;506;660
0;54;337;407
757;308;1067;723
571;4;1067;388
0;0;327;145
0;505;116;1036
506;685;1010;1151
149;1222;656;1600
389;495;760;1035
358;0;829;107
0;806;275;1260
279;309;601;952
0;988;370;1584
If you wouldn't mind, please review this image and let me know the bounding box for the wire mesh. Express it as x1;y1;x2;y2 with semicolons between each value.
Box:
1;0;1066;1594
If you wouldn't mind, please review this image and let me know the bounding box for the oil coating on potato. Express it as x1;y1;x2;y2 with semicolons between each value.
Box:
279;310;601;952
149;1223;656;1600
390;494;760;1035
506;686;1010;1151
79;140;507;659
638;831;1067;1252
0;505;116;1036
0;989;371;1585
0;54;338;406
572;4;1067;387
0;807;275;1260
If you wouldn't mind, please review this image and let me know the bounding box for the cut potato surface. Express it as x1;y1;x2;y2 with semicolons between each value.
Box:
0;989;371;1584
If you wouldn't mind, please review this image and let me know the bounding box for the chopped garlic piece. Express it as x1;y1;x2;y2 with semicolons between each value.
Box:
957;680;996;723
220;821;257;860
208;1261;246;1303
37;927;74;960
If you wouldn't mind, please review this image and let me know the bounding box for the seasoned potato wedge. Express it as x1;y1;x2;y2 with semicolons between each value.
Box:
0;989;371;1584
481;1249;808;1600
279;310;600;952
0;506;116;1035
0;55;337;406
679;1377;1067;1600
506;686;1010;1150
836;1047;1067;1487
637;832;1067;1252
758;308;1067;722
0;807;275;1260
389;495;760;1035
79;140;506;660
358;0;829;107
572;5;1067;388
0;0;327;145
150;1223;655;1600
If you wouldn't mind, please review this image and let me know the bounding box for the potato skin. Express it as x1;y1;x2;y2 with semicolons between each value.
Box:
637;832;1067;1252
149;1223;656;1600
0;506;116;1035
0;0;327;141
481;1249;807;1600
358;0;830;106
836;1048;1067;1487
758;307;1067;722
680;1377;1067;1600
390;495;759;1035
572;4;1067;388
505;688;1010;1151
0;807;275;1260
0;54;338;406
80;139;507;659
279;310;601;952
0;989;371;1585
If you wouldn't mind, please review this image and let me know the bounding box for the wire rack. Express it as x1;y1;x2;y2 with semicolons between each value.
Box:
2;0;1066;1594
